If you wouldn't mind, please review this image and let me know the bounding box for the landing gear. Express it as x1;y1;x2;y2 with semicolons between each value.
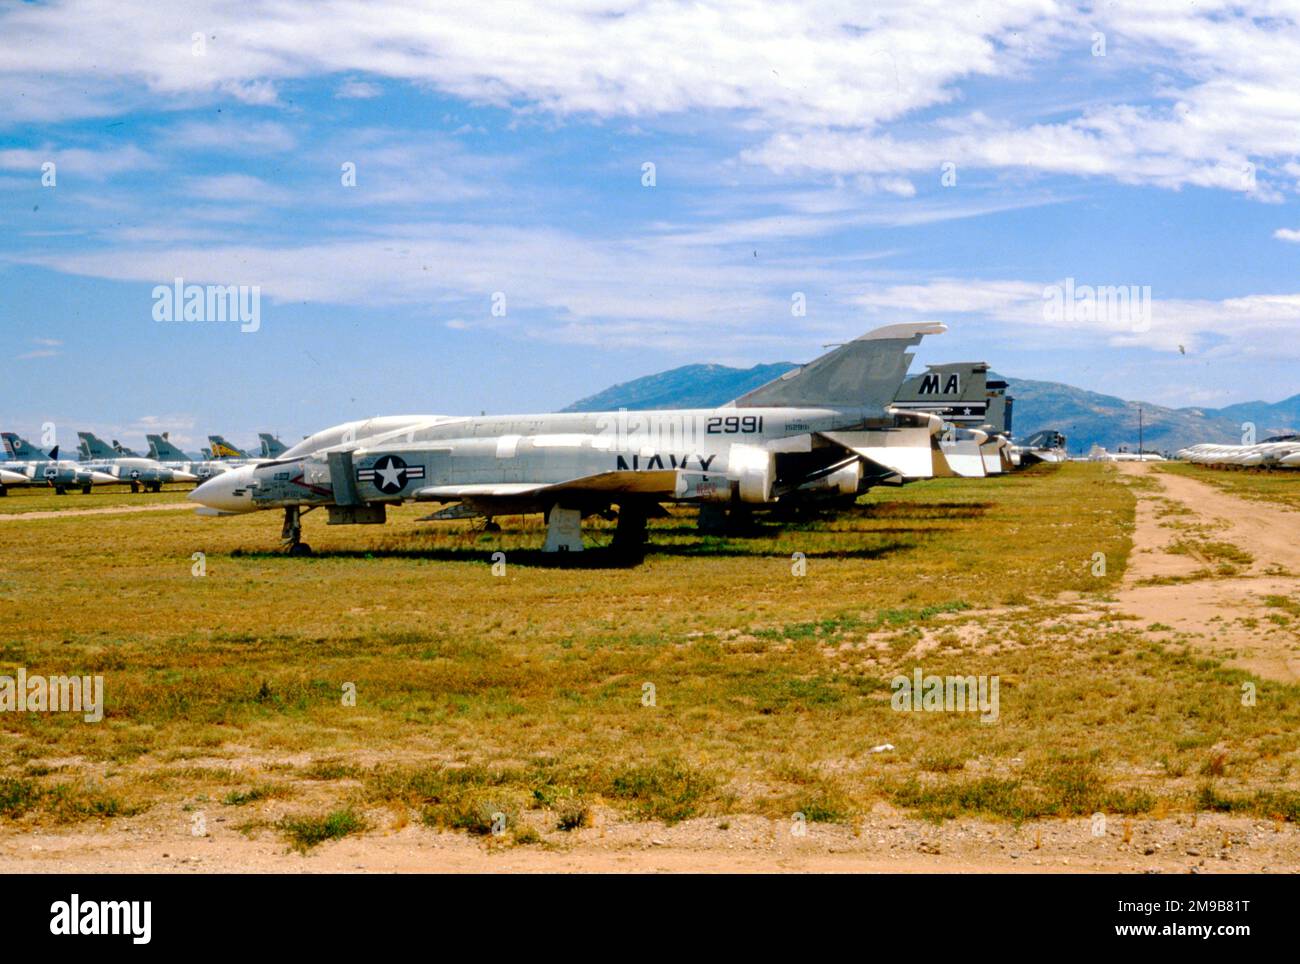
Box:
612;503;648;553
483;517;501;532
54;485;67;496
148;481;162;493
542;505;583;552
129;481;140;493
697;504;728;534
697;502;755;535
281;506;312;555
81;484;92;494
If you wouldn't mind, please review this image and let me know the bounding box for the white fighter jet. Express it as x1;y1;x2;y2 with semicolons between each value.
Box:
189;322;951;554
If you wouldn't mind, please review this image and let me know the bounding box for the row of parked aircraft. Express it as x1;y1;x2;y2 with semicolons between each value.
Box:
182;322;1061;554
0;432;289;495
1177;437;1300;468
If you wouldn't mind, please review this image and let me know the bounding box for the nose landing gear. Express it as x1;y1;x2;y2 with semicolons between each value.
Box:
282;506;313;556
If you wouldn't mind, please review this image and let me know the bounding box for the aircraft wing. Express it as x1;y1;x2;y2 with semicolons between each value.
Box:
412;469;681;502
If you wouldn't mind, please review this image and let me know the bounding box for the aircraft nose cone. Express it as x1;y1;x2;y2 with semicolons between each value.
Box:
189;465;255;512
171;469;199;483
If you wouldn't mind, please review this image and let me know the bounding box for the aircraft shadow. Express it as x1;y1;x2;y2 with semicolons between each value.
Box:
232;538;918;569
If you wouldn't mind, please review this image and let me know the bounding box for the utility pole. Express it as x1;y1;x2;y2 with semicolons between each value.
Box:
1138;405;1144;460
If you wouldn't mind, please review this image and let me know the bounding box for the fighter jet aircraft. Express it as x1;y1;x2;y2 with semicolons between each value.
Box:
0;466;28;494
259;433;289;459
0;433;117;494
146;433;233;482
77;432;196;491
190;322;950;554
1013;429;1069;465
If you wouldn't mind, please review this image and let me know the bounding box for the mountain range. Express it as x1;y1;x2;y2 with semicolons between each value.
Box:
563;364;1300;455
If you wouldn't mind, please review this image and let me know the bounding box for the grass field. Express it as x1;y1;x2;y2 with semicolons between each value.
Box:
0;484;192;514
1157;461;1300;510
2;463;1297;847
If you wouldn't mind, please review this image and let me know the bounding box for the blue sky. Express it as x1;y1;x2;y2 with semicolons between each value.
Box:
2;0;1300;453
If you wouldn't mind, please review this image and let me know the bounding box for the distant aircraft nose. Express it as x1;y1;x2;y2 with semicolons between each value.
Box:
189;465;256;513
170;469;199;483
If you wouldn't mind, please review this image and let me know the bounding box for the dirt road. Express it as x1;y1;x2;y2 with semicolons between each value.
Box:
1112;462;1300;682
2;807;1293;873
0;502;191;522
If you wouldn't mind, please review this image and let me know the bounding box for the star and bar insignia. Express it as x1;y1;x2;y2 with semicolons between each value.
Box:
357;454;425;494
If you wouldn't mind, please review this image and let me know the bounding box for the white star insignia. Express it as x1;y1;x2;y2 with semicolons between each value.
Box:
377;462;404;488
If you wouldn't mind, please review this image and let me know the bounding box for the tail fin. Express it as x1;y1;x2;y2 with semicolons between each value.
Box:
893;361;992;426
1;432;50;460
732;322;946;410
78;432;119;460
258;433;287;458
208;435;252;459
984;378;1013;436
112;439;141;457
147;433;190;461
1022;429;1066;450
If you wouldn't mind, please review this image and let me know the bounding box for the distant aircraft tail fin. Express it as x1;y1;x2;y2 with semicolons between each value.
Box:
984;378;1013;436
112;439;141;457
208;435;252;459
732;322;946;410
258;433;287;458
147;433;190;461
2;432;50;460
78;432;118;460
893;361;994;427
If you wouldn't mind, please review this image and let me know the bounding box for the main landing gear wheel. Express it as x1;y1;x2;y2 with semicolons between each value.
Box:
288;541;313;556
612;503;649;553
484;518;501;532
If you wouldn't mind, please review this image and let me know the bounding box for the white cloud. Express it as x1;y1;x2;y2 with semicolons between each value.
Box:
184;173;293;205
1275;228;1300;243
167;119;296;154
16;337;63;360
336;79;382;99
2;2;1298;197
0;145;156;179
854;277;1300;358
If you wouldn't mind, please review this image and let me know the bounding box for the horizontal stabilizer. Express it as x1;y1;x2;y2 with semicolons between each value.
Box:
820;425;942;480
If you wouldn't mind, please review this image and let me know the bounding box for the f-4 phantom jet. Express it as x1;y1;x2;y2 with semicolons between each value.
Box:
0;434;118;494
77;432;197;491
190;323;951;554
